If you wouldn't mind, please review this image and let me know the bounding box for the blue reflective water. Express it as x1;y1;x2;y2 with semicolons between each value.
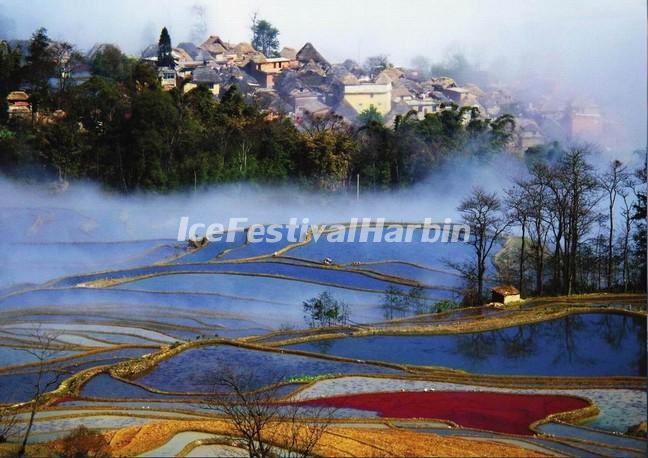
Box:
288;228;474;268
136;345;403;392
118;265;437;293
171;231;246;263
0;240;185;288
353;262;462;286
287;313;646;376
0;348;152;403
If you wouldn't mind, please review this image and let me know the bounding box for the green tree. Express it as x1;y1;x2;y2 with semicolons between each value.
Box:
381;286;407;319
91;44;132;81
364;55;389;77
23;28;56;111
130;61;160;91
157;27;174;67
298;112;356;190
433;299;460;313
357;105;384;126
251;14;280;57
0;41;22;120
303;292;349;328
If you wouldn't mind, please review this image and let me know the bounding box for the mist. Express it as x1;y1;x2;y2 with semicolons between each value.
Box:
0;156;525;244
0;0;645;150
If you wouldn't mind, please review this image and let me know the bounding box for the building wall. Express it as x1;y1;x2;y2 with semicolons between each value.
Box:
503;294;521;304
343;91;391;115
184;82;220;96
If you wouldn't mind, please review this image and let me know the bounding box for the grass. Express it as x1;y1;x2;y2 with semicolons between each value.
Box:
285;374;334;383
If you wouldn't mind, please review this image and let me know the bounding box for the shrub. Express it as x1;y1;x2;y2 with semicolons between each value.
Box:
58;425;109;458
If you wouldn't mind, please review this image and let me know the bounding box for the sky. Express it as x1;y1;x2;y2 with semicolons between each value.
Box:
0;0;646;149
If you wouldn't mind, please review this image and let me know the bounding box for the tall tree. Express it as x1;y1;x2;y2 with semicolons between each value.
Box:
157;27;174;67
525;163;552;295
631;161;647;291
250;14;280;57
0;41;22;120
505;184;530;295
618;184;634;291
458;187;510;304
560;147;600;294
599;159;628;289
23;28;55;111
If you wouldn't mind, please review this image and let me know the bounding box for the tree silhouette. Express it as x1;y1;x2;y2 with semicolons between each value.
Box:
251;14;280;57
157;27;174;67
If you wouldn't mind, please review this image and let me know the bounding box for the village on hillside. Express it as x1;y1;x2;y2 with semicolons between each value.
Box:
5;25;615;156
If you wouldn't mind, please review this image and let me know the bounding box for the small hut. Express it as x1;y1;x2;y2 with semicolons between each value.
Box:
6;91;31;119
491;285;520;304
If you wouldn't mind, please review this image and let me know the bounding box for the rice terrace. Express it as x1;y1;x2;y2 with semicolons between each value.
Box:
0;0;646;457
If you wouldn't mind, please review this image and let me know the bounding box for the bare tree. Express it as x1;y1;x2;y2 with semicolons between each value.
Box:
281;403;334;458
560;147;601;295
17;327;67;457
206;367;333;457
457;187;510;304
0;406;19;445
210;368;279;457
505;184;530;295
619;185;634;291
542;147;600;295
599;159;629;289
525;163;552;295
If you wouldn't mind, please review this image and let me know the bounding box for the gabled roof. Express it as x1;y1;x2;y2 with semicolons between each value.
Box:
296;42;330;69
391;84;412;99
172;47;194;63
192;66;220;84
341;73;359;85
140;43;158;59
200;35;229;55
176;42;200;59
231;42;255;54
375;72;392;85
280;47;297;59
492;285;520;296
381;67;404;81
7;91;29;102
296;98;330;115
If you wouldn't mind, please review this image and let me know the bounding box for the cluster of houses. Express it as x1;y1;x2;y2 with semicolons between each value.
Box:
140;35;609;152
4;34;609;153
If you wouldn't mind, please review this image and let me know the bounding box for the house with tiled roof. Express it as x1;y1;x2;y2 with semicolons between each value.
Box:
296;42;330;71
7;91;31;119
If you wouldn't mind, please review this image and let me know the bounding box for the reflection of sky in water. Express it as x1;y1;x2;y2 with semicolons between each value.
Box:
0;240;184;288
0;348;152;403
289;229;475;269
288;313;646;376
537;422;647;451
136;345;402;393
119;266;419;293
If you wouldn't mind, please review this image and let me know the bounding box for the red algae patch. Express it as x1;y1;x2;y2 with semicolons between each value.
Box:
300;391;590;435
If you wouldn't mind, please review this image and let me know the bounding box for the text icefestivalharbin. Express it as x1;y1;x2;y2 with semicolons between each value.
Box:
176;217;471;243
